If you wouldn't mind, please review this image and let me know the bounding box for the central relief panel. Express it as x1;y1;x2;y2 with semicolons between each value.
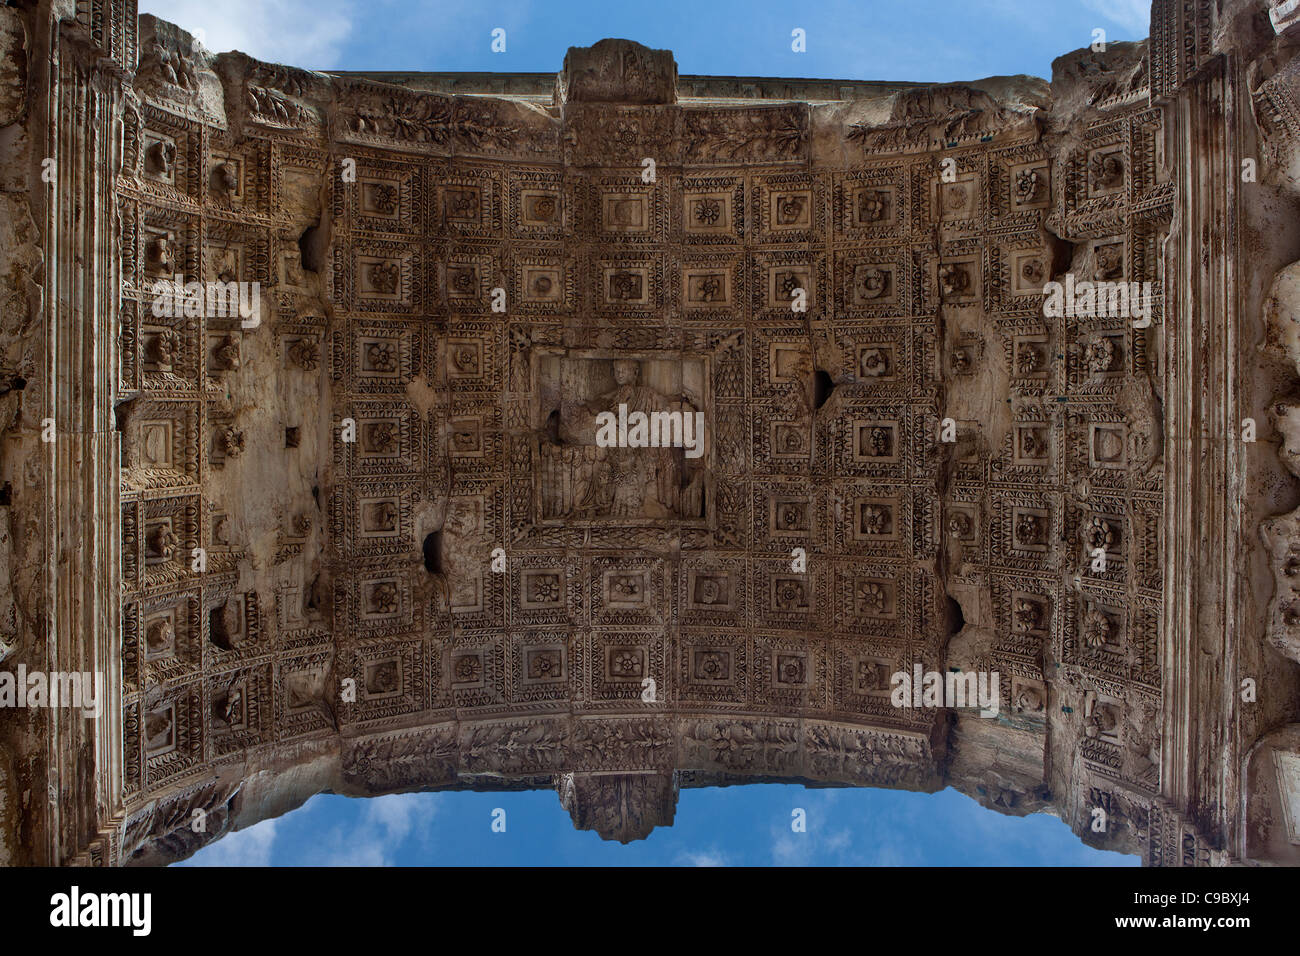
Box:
534;351;711;527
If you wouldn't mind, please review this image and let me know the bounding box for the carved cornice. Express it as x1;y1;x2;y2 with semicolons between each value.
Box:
338;717;938;792
1150;0;1218;101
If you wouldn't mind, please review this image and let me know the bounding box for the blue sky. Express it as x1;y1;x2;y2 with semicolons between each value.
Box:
151;0;1148;866
141;0;1150;80
182;783;1137;866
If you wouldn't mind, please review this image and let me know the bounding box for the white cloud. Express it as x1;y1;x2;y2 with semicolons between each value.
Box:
138;0;356;69
303;792;441;866
677;849;729;867
771;829;814;866
1082;0;1151;34
363;792;431;843
314;834;390;867
177;792;443;867
767;789;917;866
184;818;279;866
770;823;861;866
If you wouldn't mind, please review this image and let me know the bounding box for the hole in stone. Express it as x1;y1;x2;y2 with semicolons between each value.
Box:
298;225;324;273
209;604;235;651
7;377;26;393
0;482;12;506
285;426;300;448
544;408;561;443
812;369;834;410
114;395;137;433
423;531;443;575
1048;233;1079;280
946;595;965;636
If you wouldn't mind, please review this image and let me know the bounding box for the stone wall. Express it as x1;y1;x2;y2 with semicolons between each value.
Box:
1;0;1298;866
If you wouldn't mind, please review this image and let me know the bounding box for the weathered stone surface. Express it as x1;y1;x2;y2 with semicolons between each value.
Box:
559;39;677;105
1;0;1298;867
0;9;26;128
560;771;678;843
